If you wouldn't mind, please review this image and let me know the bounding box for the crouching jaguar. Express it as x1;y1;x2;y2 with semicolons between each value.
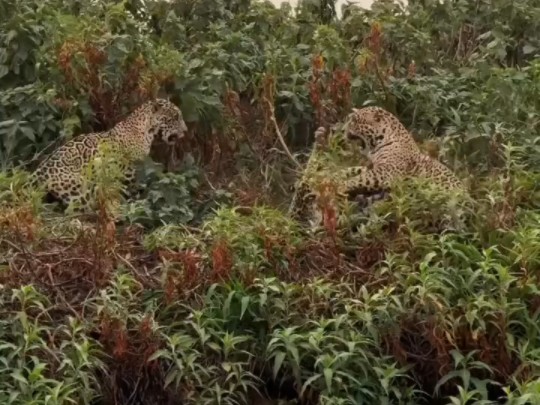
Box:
289;106;465;226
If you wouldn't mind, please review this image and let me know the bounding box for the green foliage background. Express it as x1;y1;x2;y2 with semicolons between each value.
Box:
1;0;540;404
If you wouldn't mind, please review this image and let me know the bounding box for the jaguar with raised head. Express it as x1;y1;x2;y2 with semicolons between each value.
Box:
32;98;188;211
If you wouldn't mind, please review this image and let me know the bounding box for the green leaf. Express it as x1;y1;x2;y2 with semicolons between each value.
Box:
6;30;17;43
323;367;333;392
240;296;250;320
20;126;35;141
0;65;8;79
10;370;27;385
523;44;536;55
301;373;321;396
164;370;179;388
272;351;286;379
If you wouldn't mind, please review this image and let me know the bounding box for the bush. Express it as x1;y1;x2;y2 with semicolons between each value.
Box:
1;0;540;403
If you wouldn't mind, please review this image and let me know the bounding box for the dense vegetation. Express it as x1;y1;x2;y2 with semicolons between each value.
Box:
1;0;540;403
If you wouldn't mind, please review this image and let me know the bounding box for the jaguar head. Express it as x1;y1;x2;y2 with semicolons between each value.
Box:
344;106;398;151
150;98;188;146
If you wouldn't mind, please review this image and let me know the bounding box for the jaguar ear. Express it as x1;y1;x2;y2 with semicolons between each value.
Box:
152;98;168;114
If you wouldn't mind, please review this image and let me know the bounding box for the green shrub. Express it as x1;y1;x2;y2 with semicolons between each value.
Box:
1;0;540;403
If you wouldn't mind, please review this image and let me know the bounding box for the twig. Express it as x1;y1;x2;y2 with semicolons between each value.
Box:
127;375;142;404
47;257;95;267
50;275;85;288
0;237;24;252
373;62;392;109
13;231;36;275
263;98;302;169
115;253;141;276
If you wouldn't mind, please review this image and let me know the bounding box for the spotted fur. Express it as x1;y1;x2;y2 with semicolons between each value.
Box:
289;106;464;227
288;124;385;226
340;106;464;198
32;98;187;211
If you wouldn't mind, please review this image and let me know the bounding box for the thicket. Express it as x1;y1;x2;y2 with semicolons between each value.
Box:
1;0;540;404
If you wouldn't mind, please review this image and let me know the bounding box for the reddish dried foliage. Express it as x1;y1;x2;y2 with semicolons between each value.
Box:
211;239;233;282
159;249;203;303
1;206;170;401
198;88;269;196
57;39;166;128
1;215;159;311
361;22;383;74
1;202;525;401
367;22;382;59
113;324;129;360
384;314;520;397
259;228;298;279
309;54;325;126
309;54;352;127
358;21;397;97
355;240;386;269
99;312;167;403
329;68;352;112
312;180;339;239
0;205;39;242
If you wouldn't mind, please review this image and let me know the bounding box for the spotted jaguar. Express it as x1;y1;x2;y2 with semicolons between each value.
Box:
32;98;187;211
